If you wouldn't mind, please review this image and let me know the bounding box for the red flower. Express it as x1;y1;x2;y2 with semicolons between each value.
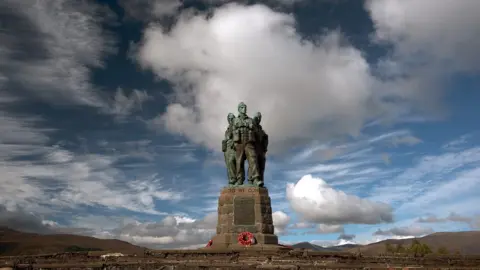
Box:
237;232;255;246
206;239;213;247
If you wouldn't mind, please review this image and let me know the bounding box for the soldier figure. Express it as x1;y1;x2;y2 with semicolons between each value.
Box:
253;112;268;186
232;102;261;186
222;113;237;186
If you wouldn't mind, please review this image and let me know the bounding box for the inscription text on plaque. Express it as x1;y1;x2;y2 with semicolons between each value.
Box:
233;197;255;225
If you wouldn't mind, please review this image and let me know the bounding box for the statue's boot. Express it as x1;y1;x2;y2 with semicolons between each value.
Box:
236;177;245;186
253;177;264;187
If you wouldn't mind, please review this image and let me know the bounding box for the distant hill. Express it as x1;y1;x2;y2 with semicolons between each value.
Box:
293;231;480;255
292;242;361;252
3;225;478;256
352;231;480;255
292;242;325;251
0;227;146;256
330;244;362;251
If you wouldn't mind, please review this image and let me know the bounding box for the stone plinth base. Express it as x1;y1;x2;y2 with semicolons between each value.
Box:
208;186;279;249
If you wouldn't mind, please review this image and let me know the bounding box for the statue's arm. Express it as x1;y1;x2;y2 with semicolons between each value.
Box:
224;128;231;139
264;133;269;152
222;127;232;152
222;139;227;152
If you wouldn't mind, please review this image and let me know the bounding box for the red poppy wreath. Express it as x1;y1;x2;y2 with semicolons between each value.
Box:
237;232;255;246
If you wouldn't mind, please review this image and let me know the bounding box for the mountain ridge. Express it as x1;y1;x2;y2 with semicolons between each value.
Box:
1;227;480;255
0;227;146;256
351;231;480;255
291;241;360;251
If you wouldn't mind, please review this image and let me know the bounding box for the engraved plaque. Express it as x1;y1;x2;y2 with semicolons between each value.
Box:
233;197;255;225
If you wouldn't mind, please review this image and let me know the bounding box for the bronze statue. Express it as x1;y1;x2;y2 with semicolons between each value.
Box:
222;113;237;186
234;102;260;186
253;112;268;186
221;102;268;187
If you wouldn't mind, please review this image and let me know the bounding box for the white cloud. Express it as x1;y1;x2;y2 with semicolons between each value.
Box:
284;130;413;191
2;0;479;251
0;0;116;107
369;146;480;207
45;147;74;163
137;3;382;154
366;0;480;115
442;133;474;151
316;224;344;234
0;108;182;215
286;175;393;224
110;213;217;248
367;0;480;73
119;0;302;22
0;113;55;211
0;115;52;146
290;222;314;229
71;214;137;233
110;88;152;121
281;133;479;244
411;167;480;213
338;233;355;241
310;231;415;247
174;216;197;224
272;211;290;234
367;235;416;245
0;205;56;233
373;225;434;237
288;162;369;178
367;130;420;146
204;0;305;5
417;212;480;229
0;1;145;121
390;135;421;146
310;238;356;247
119;0;183;19
136;0;480;154
46;158;181;214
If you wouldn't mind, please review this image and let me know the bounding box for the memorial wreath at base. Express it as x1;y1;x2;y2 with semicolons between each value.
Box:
237;232;256;246
206;239;213;247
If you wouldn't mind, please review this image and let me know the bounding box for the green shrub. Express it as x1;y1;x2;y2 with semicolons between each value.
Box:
65;245;103;252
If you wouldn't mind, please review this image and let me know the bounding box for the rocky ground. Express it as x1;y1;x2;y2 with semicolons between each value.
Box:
1;249;480;269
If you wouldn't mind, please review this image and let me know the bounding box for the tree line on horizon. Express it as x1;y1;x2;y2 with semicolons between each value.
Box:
384;240;461;257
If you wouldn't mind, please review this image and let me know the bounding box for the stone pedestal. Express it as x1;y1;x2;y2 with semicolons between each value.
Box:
209;186;280;250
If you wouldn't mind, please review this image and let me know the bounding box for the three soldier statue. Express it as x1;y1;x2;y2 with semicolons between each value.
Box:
222;102;268;187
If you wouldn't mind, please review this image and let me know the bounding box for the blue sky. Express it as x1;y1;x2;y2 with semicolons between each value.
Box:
0;0;479;249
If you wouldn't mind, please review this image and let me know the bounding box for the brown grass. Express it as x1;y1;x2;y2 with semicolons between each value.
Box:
352;231;480;255
0;227;145;256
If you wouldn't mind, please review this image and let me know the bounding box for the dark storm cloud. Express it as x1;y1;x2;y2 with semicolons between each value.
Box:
373;226;434;237
0;205;54;234
337;233;355;241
